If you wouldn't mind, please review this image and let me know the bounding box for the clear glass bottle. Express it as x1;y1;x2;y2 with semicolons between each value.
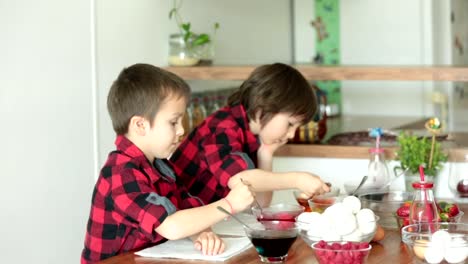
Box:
168;34;200;67
367;148;390;187
409;181;439;225
191;97;206;128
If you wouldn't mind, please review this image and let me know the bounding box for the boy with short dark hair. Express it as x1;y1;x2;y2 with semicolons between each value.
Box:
81;64;254;264
171;63;330;206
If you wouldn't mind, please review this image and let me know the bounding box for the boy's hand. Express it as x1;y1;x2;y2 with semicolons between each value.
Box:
193;231;225;256
257;140;286;159
295;172;330;198
225;180;254;213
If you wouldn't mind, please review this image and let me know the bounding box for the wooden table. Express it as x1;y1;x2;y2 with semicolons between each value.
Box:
98;204;467;264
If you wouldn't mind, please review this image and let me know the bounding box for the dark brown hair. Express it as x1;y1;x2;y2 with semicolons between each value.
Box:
228;63;317;127
107;63;190;135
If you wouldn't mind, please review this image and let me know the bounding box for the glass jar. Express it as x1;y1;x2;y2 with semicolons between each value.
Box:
367;148;390;187
449;154;468;201
409;181;439;225
168;34;200;66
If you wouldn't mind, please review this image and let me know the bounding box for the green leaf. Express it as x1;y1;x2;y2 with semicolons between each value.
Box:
169;8;177;19
214;22;220;30
181;23;191;32
193;34;210;46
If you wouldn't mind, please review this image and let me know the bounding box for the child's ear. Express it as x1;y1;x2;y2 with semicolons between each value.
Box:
129;116;147;136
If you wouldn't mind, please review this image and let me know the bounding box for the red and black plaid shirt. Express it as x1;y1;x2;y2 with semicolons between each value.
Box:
81;135;203;264
170;104;259;204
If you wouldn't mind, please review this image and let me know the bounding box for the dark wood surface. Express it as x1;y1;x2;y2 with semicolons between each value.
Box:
98;205;467;264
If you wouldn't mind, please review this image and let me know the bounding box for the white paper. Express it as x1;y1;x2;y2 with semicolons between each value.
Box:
212;213;258;236
136;237;252;261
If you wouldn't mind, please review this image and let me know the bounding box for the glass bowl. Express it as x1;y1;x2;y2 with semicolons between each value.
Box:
396;211;465;231
293;186;340;212
358;191;413;229
244;223;299;263
307;195;342;213
252;203;304;222
298;214;379;244
401;223;468;264
311;240;372;264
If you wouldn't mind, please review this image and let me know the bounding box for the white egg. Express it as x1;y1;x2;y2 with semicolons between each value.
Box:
425;244;445;264
431;230;451;245
342;195;361;214
342;228;363;242
321;229;341;242
356;208;375;222
336;213;357;236
358;218;377;235
297;212;322;224
323;202;353;218
444;246;467;264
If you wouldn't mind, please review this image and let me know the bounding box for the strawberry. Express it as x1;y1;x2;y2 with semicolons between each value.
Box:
448;204;460;217
396;203;410;217
439;212;450;222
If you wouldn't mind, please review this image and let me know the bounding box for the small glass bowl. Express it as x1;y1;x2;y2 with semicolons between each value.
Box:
311;241;372;264
252;203;305;220
307;195;342;214
293;187;340;212
401;223;468;264
396;211;465;231
298;216;379;244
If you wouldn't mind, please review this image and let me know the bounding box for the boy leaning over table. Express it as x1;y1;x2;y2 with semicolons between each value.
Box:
81;64;254;264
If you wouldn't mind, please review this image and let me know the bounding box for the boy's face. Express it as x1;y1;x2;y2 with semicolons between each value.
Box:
144;94;186;160
256;112;302;145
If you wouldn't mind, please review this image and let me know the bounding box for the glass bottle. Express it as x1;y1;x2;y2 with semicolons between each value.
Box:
191;96;206;128
409;181;439;225
449;154;468;201
367;148;390;187
168;34;200;67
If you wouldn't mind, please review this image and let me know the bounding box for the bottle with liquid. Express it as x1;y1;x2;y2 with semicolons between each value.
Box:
367;148;390;187
191;96;206;129
409;181;439;225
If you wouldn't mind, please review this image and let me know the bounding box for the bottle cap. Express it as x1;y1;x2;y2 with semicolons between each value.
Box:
412;181;434;189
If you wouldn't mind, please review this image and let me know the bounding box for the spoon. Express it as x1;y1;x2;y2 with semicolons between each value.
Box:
351;175;368;196
216;206;252;229
240;178;264;217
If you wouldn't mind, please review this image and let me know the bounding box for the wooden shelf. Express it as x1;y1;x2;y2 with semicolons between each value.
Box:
165;65;468;81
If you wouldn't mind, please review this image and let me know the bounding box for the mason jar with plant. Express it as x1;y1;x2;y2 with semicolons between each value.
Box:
168;0;219;66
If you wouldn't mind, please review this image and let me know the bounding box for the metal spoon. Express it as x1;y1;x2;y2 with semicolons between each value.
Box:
216;206;252;230
351;175;368;196
240;178;264;217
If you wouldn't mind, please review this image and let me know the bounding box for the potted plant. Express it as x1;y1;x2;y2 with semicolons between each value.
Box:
168;0;219;66
394;130;448;190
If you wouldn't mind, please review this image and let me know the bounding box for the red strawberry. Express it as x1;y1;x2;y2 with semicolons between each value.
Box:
397;204;410;217
448;204;460;217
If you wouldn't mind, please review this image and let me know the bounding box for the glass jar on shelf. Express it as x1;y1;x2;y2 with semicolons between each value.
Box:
367;148;390;188
168;34;200;67
449;154;468;201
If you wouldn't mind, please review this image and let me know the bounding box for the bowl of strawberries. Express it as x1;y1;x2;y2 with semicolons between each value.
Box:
396;201;464;231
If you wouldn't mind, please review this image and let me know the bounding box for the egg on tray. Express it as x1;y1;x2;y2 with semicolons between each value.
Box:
297;195;379;242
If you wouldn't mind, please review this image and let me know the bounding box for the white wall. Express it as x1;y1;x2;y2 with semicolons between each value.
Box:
0;1;95;263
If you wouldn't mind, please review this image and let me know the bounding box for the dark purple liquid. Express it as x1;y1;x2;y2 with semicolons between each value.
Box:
250;236;297;258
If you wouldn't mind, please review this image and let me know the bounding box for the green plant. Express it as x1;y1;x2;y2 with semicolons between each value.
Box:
395;131;448;177
169;0;219;48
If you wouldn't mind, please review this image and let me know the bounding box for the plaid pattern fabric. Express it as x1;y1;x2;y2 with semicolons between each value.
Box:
81;135;203;264
170;104;259;204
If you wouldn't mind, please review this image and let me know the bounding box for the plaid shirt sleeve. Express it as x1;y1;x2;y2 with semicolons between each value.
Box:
203;127;255;188
111;167;173;238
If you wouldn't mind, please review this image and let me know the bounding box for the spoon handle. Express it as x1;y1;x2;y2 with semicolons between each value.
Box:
216;206;251;229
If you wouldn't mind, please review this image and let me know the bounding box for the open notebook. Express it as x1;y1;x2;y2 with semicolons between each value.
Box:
137;213;256;261
136;236;252;261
